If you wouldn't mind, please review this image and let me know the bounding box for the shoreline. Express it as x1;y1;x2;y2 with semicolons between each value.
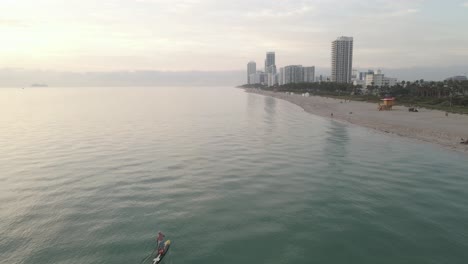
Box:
243;88;468;155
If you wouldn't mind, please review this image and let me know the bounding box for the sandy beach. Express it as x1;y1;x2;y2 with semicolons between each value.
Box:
245;88;468;154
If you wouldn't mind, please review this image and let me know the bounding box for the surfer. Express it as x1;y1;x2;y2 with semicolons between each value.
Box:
156;231;165;251
153;232;171;264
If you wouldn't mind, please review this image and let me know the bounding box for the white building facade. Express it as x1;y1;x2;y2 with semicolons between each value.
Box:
279;68;285;85
267;73;278;87
331;36;354;83
365;70;398;87
249;71;267;85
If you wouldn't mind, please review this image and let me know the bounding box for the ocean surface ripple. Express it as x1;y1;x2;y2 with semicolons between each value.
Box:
1;87;467;264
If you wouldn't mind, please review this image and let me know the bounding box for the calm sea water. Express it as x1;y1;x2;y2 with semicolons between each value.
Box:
1;87;467;264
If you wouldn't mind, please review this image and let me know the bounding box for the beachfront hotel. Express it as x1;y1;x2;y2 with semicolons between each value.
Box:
331;36;354;83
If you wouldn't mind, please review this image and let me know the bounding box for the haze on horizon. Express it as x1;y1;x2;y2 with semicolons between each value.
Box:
1;0;468;76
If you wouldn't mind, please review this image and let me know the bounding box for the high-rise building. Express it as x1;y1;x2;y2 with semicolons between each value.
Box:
267;73;278;87
283;65;304;84
266;65;277;75
265;52;276;72
303;66;315;83
247;61;256;84
279;67;285;85
331;36;353;83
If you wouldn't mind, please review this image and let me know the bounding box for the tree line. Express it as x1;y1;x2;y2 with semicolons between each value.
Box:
240;80;468;113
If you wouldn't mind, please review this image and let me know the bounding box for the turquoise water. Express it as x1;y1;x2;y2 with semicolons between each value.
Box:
1;87;467;264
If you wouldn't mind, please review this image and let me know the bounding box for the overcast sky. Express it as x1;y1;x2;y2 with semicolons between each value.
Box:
1;0;468;72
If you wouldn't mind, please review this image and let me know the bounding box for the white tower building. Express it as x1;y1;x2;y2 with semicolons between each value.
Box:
331;36;353;83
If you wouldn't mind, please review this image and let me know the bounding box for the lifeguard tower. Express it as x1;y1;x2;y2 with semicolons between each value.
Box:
378;97;395;111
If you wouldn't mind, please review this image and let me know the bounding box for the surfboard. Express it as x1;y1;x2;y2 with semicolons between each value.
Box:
153;240;171;264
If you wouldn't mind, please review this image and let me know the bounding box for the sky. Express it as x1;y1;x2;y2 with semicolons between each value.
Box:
1;0;468;73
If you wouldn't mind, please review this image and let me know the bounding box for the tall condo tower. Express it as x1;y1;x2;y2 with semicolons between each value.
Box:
331;36;353;83
303;66;315;83
283;65;304;84
265;52;276;73
247;61;256;84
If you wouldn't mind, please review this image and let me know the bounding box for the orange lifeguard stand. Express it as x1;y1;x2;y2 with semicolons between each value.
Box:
378;97;395;111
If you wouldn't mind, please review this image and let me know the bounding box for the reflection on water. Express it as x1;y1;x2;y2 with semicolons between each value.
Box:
246;93;258;115
264;96;276;115
263;96;277;135
324;121;350;167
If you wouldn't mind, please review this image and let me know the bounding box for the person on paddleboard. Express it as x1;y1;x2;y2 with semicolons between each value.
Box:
156;231;166;253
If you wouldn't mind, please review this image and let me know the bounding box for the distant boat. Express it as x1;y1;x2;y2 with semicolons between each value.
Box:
31;83;48;87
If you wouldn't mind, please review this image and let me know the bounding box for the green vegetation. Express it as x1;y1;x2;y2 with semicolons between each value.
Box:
238;84;267;89
242;80;468;114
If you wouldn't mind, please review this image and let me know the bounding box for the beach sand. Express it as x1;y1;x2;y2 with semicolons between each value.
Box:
245;88;468;154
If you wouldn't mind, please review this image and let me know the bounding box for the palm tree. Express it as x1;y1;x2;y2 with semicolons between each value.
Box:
436;82;445;98
461;81;468;96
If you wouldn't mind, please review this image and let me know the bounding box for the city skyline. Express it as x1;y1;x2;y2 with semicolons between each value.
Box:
247;50;317;86
246;39;403;87
1;0;468;72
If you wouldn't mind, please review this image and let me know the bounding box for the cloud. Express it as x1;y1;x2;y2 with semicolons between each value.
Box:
246;5;314;18
463;2;468;7
0;0;467;71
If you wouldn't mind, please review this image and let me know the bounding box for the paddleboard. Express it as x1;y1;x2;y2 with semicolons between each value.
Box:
153;240;171;264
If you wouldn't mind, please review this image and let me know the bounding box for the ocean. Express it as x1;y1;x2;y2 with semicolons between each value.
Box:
1;86;467;264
